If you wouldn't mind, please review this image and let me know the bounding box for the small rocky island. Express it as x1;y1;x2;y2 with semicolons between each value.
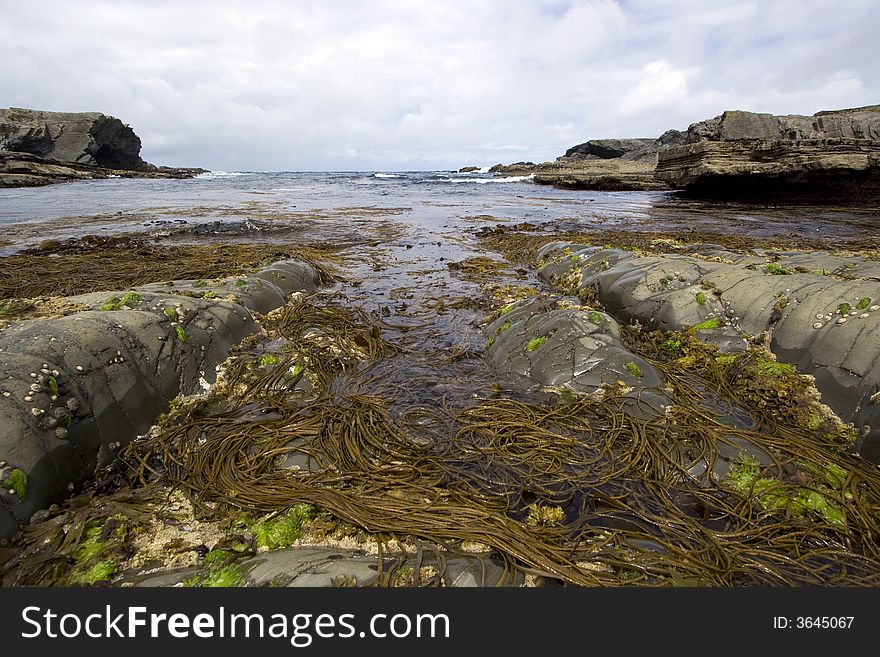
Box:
486;105;880;202
0;107;206;187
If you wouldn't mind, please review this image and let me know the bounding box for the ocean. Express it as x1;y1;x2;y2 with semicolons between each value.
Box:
2;170;877;250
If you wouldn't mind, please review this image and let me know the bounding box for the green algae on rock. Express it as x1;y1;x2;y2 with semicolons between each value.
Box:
525;336;547;352
2;468;27;499
252;505;317;550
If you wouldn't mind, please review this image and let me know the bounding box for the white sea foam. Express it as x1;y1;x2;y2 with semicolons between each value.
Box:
444;174;535;184
374;173;400;178
195;171;248;178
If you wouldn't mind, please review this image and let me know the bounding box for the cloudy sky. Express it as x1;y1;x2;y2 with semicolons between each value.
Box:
1;0;877;171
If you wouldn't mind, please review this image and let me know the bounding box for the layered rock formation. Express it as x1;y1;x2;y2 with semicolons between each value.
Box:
683;106;880;142
562;137;659;161
0;108;147;169
0;107;205;186
655;106;880;201
486;128;688;190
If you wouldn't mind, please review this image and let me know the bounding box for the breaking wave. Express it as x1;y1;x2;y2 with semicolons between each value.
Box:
195;171;249;179
443;174;535;184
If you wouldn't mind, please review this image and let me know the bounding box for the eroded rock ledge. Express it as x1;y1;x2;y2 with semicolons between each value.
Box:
655;106;880;201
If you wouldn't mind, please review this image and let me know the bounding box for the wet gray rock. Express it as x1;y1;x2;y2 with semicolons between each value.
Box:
132;546;523;587
536;242;880;460
484;295;668;420
0;259;320;539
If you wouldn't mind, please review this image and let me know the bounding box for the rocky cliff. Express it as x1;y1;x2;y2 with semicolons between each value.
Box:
0;108;148;169
684;105;880;143
656;106;880;201
0;107;205;186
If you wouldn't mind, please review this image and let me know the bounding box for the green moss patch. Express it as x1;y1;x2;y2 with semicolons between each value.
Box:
183;564;247;588
756;359;795;377
624;362;642;378
164;307;179;321
100;292;141;311
259;354;282;367
692;317;722;331
70;560;117;585
175;325;187;343
99;296;120;311
526;337;547;352
696;292;707;305
65;518;125;585
661;338;681;352
72;519;105;563
724;455;846;530
252;504;317;550
856;297;872;311
203;549;239;567
765;262;790;275
2;468;27;499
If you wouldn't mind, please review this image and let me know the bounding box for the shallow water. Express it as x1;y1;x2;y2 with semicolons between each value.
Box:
2;171;879;248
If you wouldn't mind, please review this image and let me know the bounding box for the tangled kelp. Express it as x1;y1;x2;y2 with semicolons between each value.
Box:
121;349;880;587
6;284;878;588
0;235;338;299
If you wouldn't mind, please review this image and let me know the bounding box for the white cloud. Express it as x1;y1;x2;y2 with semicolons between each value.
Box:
0;0;876;170
620;60;689;114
